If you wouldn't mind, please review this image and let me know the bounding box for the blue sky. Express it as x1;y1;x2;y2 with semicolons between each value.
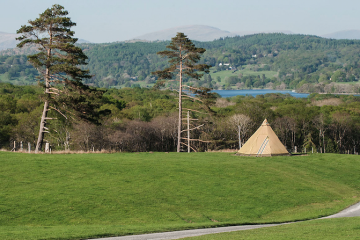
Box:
1;0;359;43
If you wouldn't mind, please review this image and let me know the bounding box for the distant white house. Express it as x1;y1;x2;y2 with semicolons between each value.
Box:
219;63;230;66
252;54;257;58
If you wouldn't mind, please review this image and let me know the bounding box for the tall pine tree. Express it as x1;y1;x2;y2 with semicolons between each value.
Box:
16;4;102;153
152;33;210;152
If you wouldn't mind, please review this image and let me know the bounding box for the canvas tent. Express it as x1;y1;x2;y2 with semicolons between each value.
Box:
237;119;290;156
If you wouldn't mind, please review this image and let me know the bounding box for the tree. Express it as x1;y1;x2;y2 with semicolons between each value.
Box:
16;4;100;153
228;114;252;149
152;33;210;152
313;113;328;153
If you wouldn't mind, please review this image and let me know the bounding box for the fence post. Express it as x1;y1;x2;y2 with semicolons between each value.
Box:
45;143;50;153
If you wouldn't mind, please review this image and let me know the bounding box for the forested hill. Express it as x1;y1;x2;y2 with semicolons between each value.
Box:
1;33;360;92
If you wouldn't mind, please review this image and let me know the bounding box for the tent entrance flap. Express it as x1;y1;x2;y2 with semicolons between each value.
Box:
257;136;269;156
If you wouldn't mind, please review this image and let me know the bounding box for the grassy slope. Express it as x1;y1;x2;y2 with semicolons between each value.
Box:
210;68;277;82
0;152;359;240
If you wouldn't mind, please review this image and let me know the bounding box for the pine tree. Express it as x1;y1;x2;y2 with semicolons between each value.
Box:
16;4;101;153
152;33;210;152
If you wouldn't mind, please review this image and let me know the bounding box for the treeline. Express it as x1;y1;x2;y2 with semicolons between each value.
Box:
2;33;360;90
1;83;359;154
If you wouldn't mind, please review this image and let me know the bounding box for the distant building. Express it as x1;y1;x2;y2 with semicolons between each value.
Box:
219;63;230;66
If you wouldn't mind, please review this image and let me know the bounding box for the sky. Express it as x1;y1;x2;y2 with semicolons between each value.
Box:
1;0;360;43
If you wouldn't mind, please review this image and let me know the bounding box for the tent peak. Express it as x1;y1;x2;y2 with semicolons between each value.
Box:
262;119;270;126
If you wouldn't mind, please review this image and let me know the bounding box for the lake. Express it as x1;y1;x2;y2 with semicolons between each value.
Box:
213;89;310;98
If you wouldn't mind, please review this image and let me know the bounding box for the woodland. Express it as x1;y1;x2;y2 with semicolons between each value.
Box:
1;83;359;154
2;34;360;93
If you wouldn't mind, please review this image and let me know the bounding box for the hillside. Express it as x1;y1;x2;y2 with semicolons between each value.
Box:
1;33;360;92
0;152;359;239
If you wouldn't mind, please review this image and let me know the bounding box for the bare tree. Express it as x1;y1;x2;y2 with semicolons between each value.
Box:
313;113;328;153
151;114;178;152
331;112;352;153
228;114;252;149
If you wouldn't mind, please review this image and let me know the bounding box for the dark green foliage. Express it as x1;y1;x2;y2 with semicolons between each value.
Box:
3;33;360;90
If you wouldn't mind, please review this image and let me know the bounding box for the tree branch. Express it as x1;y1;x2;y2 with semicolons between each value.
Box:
181;138;212;143
49;106;68;119
181;124;204;132
180;142;197;152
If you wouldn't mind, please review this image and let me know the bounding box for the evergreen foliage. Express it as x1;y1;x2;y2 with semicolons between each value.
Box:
16;4;105;152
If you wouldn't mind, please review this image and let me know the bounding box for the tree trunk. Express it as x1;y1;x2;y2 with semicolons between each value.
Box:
35;100;49;153
35;45;51;153
238;125;241;150
187;111;190;153
177;46;183;152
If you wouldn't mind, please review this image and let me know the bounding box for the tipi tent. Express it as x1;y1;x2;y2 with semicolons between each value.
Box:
237;119;290;156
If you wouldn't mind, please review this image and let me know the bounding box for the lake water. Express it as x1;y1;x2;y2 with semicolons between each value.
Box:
213;89;310;98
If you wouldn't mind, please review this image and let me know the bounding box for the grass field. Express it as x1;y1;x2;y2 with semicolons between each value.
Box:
184;217;360;240
0;152;359;240
210;67;278;84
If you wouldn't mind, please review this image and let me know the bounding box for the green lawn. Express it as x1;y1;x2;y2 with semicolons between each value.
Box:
210;68;277;83
184;217;360;240
0;152;359;239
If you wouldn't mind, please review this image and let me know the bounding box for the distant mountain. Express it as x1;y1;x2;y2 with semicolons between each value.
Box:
0;31;90;51
77;39;91;43
322;30;360;40
134;25;237;42
0;32;19;51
